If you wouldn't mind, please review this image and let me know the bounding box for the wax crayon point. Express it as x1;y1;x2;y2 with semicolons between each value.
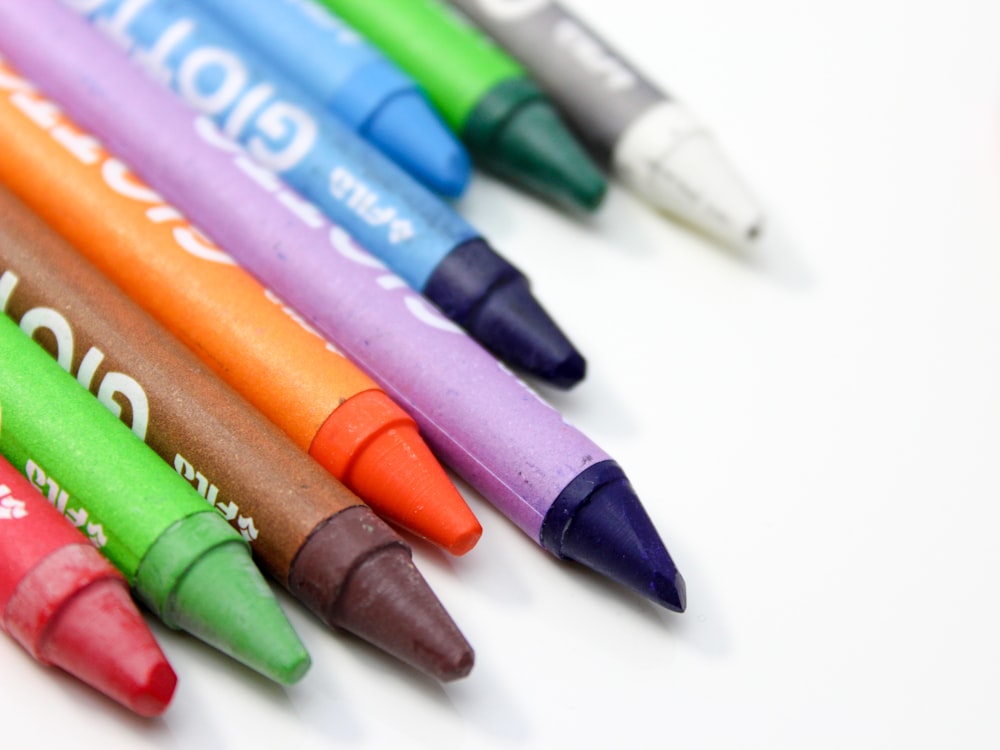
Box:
171;543;311;685
468;275;587;388
6;543;177;717
290;506;475;681
665;133;765;246
541;461;687;612
334;542;475;681
363;84;472;198
138;513;311;685
39;575;178;717
464;79;607;213
426;239;587;388
616;119;765;248
476;278;587;388
312;390;482;555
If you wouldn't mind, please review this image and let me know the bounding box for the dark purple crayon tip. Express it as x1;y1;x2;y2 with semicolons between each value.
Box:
424;238;586;388
541;461;686;612
289;506;475;681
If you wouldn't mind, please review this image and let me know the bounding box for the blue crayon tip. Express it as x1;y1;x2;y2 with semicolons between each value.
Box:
363;86;471;198
541;461;686;612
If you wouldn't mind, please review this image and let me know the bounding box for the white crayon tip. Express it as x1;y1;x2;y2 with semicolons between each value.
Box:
613;102;763;249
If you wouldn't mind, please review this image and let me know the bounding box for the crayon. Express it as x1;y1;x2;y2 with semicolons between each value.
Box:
71;0;586;389
317;0;607;212
199;0;470;198
0;62;481;557
0;452;177;717
446;0;764;248
0;1;686;611
0;324;310;685
0;184;475;681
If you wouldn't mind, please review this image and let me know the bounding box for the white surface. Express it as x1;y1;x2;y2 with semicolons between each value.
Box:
4;0;1000;747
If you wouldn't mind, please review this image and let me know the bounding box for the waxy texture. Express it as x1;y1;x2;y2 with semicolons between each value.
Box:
0;453;177;716
73;0;585;387
0;311;311;684
0;0;685;611
0;57;481;555
0;181;473;680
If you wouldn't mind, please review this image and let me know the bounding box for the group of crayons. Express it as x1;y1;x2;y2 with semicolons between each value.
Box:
0;0;763;718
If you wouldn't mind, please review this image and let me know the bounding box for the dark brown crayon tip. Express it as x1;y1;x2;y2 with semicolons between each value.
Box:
289;506;474;681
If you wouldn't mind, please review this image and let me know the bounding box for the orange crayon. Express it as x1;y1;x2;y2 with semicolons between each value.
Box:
0;61;481;555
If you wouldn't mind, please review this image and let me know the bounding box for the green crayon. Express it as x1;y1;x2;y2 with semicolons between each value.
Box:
0;314;310;684
318;0;607;212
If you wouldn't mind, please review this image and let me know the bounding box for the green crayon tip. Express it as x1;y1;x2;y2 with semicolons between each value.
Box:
464;78;607;212
137;513;311;685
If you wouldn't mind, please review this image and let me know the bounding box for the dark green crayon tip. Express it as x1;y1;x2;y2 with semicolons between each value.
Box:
463;78;608;212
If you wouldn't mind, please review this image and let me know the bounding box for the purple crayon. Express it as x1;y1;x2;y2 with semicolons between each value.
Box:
0;0;685;611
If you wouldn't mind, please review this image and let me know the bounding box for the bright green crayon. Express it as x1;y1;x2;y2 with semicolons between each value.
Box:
0;314;310;684
318;0;607;212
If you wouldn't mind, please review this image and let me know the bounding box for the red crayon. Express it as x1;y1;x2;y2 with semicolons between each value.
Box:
0;449;177;717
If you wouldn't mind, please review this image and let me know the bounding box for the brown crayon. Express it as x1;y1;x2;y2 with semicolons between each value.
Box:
0;184;473;681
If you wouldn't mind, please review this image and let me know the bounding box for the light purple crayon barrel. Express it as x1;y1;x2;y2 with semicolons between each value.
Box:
0;0;606;542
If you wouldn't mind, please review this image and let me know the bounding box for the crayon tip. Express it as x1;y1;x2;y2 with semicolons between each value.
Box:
541;461;686;612
465;79;607;212
167;541;312;684
615;108;765;249
312;389;482;555
664;132;764;247
364;89;472;198
467;274;586;388
290;506;474;681
426;239;587;388
40;576;178;717
138;513;310;685
333;540;475;681
493;99;608;212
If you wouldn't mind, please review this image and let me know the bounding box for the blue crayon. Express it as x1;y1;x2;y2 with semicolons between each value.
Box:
76;0;584;387
199;0;470;198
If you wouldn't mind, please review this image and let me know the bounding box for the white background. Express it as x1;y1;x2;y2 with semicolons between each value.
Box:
4;0;1000;747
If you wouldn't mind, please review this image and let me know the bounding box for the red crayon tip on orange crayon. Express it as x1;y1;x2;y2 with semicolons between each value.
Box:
0;453;177;717
313;390;482;555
